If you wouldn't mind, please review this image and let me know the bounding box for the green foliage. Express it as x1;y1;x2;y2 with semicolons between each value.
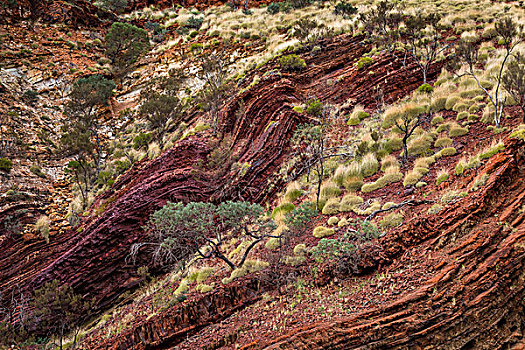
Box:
436;172;449;186
272;202;296;219
279;54;306;71
322;197;340;215
334;1;357;18
479;143;505;159
379;212;403;228
310;219;380;263
438;147;457;157
30;165;46;178
449;125;469;137
31;280;93;346
357;56;374;69
265;237;283;250
327;216;339;225
267;2;280;14
105;22;150;73
434;137;453;148
143;201;276;269
185;16;204;30
306;97;323;117
0;158;13;172
339;194;364;212
133;132;152;150
22;89;38;104
417;83;434;93
285;202;318;233
97;0;128;13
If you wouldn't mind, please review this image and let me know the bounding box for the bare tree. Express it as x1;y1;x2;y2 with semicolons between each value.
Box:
197;52;232;134
449;17;523;127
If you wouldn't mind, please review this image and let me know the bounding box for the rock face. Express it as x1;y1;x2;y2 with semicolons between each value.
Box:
255;138;525;349
79;137;525;350
0;34;442;320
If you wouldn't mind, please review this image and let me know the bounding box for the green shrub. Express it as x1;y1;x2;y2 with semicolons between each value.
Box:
322;197;340;215
272;202;296;219
0;158;13;172
279;54;306;71
455;160;465;175
441;190;468;203
313;226;335;238
431;97;447;111
456;111;468;120
468;104;480;113
407;134;433;156
334;1;358;17
339;194;363;212
346;115;360;126
379;212;403;228
479;142;504;159
357;56;373;69
265;237;283;250
196;284;213;293
427;204;444;215
510;126;525;141
285;203;318;233
327;216;339;225
445;95;461;110
30;165;46;178
267;2;280;14
320;181;342;199
293;106;304;113
343;176;363;191
306;98;323;117
387;137;403;151
284;183;303;202
431;115;445;125
185;16;203;29
417;83;434;93
449;126;469;137
403;171;423;187
436;172;449;186
434;137;453;148
190;43;203;52
438;147;457;157
133;132;153;149
361;153;379;177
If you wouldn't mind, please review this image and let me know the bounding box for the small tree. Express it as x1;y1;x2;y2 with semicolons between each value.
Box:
31;280;94;350
139;92;183;147
139;68;186;147
382;103;428;161
105;22;150;80
64;74;115;173
197;52;231;133
401;12;447;84
448;17;523;127
359;0;403;53
292;19;333;46
132;201;278;271
97;0;128;14
502;52;525;122
289;99;350;210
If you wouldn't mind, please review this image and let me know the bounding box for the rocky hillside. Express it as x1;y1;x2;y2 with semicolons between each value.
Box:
1;0;524;348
